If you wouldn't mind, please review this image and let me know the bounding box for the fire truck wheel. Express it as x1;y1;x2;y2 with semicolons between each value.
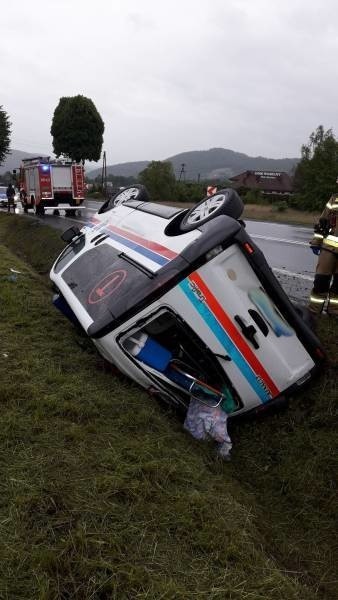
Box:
33;202;45;216
178;188;244;232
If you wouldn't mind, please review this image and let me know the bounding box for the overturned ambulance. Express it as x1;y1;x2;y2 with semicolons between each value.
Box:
50;186;325;423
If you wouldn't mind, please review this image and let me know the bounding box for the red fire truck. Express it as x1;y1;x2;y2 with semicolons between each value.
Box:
18;156;85;216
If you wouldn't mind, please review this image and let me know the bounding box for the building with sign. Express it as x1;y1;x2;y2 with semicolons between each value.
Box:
230;170;293;198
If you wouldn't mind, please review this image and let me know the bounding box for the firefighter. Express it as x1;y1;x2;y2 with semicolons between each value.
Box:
308;191;338;316
19;187;28;212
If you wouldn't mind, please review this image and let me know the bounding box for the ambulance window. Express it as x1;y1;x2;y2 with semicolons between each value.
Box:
61;244;155;323
54;235;86;273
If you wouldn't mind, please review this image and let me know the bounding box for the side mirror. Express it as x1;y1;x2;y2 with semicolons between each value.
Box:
61;226;81;243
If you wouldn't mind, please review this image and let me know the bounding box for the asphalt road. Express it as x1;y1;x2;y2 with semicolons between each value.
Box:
5;200;316;303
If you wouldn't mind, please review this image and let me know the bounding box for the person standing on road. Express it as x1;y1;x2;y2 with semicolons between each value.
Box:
6;183;15;214
19;187;28;213
308;192;338;316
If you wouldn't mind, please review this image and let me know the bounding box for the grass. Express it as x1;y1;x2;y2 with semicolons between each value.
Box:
241;204;320;226
0;214;337;599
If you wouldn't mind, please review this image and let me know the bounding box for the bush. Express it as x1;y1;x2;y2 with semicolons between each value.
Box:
272;200;288;212
243;189;269;205
87;191;103;199
174;182;205;203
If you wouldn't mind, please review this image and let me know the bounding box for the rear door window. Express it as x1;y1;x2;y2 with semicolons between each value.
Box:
62;244;154;323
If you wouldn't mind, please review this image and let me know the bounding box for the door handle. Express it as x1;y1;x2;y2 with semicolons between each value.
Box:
234;315;260;349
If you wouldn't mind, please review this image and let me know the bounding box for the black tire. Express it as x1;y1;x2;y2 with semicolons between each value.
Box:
66;209;76;217
33;200;45;216
179;188;243;233
98;184;150;214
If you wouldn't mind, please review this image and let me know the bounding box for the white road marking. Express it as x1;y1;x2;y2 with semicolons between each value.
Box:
250;233;308;247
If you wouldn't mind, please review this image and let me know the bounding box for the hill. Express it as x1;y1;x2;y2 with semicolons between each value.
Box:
0;150;100;178
87;160;150;180
87;147;299;180
0;149;51;174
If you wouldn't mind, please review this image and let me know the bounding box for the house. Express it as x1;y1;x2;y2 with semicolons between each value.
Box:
230;170;293;198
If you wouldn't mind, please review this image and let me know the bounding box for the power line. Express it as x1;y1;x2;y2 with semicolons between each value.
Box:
101;151;107;198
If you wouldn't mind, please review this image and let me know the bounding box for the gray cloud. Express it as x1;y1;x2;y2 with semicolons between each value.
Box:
1;0;338;165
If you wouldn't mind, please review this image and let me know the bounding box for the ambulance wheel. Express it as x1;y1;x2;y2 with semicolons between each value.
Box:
98;184;150;214
179;188;244;232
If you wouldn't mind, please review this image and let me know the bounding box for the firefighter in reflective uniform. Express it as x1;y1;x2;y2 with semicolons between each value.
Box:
309;193;338;315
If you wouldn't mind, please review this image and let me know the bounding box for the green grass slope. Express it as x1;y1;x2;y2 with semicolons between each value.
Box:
0;214;337;599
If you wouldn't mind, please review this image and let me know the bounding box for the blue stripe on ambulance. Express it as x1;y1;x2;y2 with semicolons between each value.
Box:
179;279;271;403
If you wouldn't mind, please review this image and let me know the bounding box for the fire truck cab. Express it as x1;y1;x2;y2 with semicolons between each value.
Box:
19;156;85;216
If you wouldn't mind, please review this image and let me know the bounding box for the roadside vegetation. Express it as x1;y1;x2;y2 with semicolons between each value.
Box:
0;214;336;600
0;105;11;166
241;203;319;226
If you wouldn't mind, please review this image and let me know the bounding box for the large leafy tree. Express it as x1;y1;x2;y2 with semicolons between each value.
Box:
51;95;104;163
139;161;176;202
0;105;11;166
293;125;338;211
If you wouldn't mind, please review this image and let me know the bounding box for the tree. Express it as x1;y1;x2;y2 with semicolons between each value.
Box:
139;161;176;202
0;105;11;166
175;181;205;203
293;125;338;211
0;170;14;185
51;95;104;163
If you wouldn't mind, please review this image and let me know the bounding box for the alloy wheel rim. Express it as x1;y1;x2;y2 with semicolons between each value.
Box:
186;194;226;224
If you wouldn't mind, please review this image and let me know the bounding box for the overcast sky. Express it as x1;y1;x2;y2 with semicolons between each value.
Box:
1;0;338;165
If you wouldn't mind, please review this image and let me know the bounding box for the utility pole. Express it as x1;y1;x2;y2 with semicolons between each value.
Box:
178;163;186;182
101;150;107;198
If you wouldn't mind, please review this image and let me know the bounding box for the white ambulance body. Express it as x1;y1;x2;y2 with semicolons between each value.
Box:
50;186;325;419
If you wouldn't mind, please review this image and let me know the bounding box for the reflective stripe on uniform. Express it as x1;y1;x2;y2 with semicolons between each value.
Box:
327;295;338;315
309;295;326;304
310;233;324;244
322;235;338;250
309;292;326;314
326;200;338;210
